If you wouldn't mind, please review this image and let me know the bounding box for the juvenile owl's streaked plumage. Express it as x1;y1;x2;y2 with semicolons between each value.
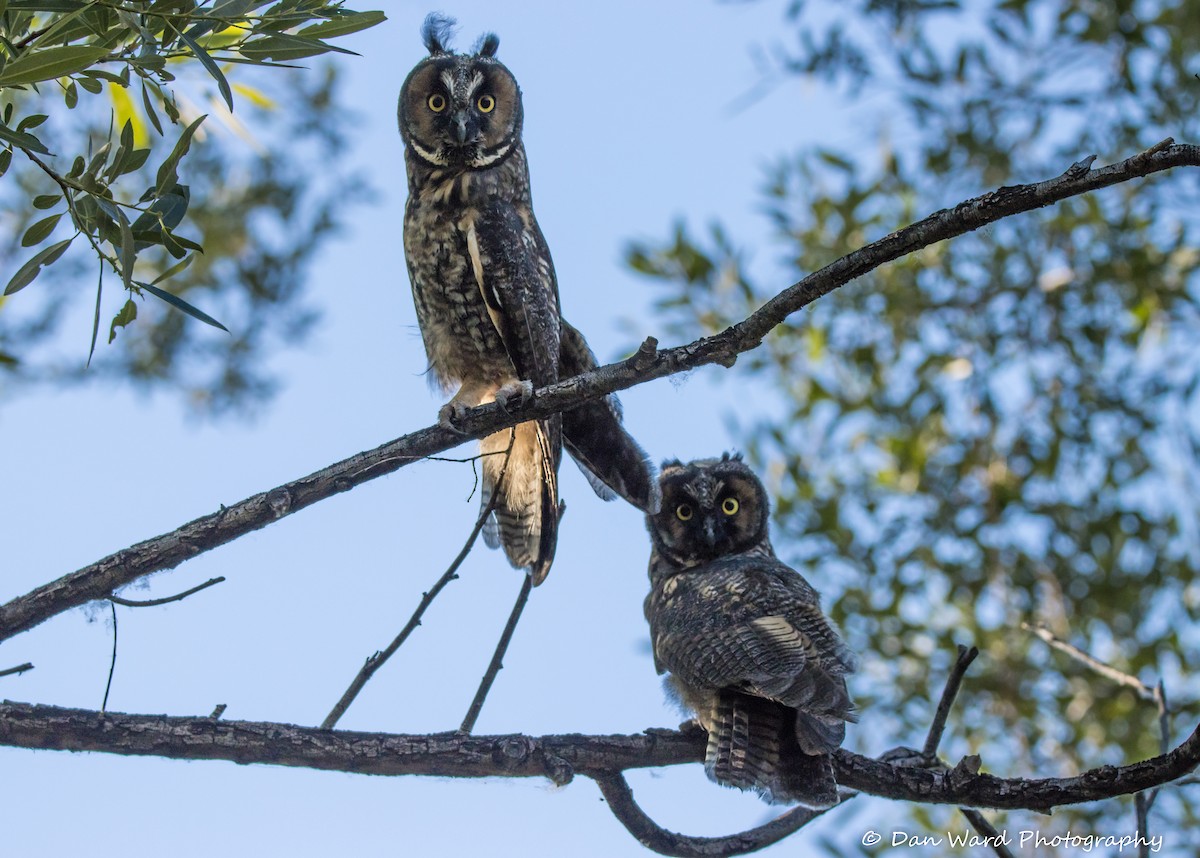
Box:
399;15;658;584
644;454;857;808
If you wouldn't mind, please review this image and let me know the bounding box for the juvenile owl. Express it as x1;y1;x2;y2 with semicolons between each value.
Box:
399;15;658;584
644;454;857;808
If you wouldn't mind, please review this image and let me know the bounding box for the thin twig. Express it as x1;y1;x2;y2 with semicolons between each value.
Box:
0;662;34;679
3;141;1199;647
591;770;842;858
922;646;1007;854
924;644;979;757
1024;623;1176;840
459;573;533;734
109;577;226;608
1022;623;1157;701
320;433;516;731
959;809;1016;858
102;602;117;712
1135;792;1150;858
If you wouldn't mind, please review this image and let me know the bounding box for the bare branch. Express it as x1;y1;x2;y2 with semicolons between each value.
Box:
958;810;1015;858
3;702;1199;811
924;644;979;757
460;573;533;734
0;663;34;679
3;141;1197;647
321;433;517;731
109;577;226;608
101;602;117;713
591;770;837;857
1022;623;1158;702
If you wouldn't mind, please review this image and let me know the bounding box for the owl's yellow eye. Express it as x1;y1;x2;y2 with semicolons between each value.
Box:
675;504;693;522
721;497;740;516
427;93;446;112
477;94;495;113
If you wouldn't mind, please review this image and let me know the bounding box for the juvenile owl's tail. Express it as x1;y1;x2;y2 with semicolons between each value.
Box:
559;320;660;514
705;691;840;810
479;417;560;585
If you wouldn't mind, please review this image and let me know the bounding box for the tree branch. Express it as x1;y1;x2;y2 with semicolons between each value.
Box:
590;770;838;857
2;702;1199;812
0;663;34;679
3;141;1197;647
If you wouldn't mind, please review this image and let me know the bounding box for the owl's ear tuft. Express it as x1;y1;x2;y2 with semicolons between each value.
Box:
421;12;456;55
720;451;744;462
474;32;500;57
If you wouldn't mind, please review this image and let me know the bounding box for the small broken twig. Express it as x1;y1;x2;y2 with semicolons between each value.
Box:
459;572;533;734
109;577;226;607
0;662;34;679
101;602;117;712
924;644;979;757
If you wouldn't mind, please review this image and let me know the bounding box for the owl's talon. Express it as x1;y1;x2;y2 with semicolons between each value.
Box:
438;402;470;434
494;379;534;413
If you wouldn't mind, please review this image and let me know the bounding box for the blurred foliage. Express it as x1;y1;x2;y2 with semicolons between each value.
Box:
0;1;384;414
631;0;1200;848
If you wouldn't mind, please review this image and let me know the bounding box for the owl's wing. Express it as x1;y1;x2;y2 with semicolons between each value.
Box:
468;199;562;583
468;203;560;390
653;557;856;716
559;319;661;513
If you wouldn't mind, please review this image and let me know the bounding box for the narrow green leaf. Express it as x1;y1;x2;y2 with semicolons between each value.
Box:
64;79;78;108
108;297;137;343
0;148;12;177
155;114;205;196
178;30;233;111
5;237;73;295
16;112;47;132
142;283;228;332
140;80;163;135
0;45;111;86
239;32;357;62
76;75;102;94
149;253;194;286
21;212;62;246
298;10;386;40
33;193;61;209
87;262;101;367
0;121;49;153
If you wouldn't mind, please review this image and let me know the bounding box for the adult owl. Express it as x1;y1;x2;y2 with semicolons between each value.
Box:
399;15;658;585
644;454;857;808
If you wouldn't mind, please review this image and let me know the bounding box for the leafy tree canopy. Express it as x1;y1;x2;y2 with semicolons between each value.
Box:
1;1;384;413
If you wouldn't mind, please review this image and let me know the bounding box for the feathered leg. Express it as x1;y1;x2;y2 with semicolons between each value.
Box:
479;416;559;585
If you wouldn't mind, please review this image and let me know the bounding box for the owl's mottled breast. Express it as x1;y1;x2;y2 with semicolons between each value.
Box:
402;149;530;388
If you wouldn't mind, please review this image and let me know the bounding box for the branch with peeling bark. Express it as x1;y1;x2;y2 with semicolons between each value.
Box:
1;141;1197;648
1;701;1197;812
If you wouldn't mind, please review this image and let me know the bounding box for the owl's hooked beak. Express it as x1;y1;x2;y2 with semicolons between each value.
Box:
452;111;471;145
703;518;717;550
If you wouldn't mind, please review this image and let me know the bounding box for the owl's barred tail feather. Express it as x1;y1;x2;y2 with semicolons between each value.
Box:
705;692;840;810
559;320;660;514
480;419;559;585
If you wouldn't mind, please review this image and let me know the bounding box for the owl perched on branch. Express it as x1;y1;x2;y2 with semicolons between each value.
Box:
644;454;857;808
398;15;658;584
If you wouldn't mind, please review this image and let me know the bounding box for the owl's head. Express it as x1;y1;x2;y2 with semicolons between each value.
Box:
647;453;771;568
398;14;522;171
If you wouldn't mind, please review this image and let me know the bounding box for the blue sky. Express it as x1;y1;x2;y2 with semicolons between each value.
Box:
0;3;885;855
